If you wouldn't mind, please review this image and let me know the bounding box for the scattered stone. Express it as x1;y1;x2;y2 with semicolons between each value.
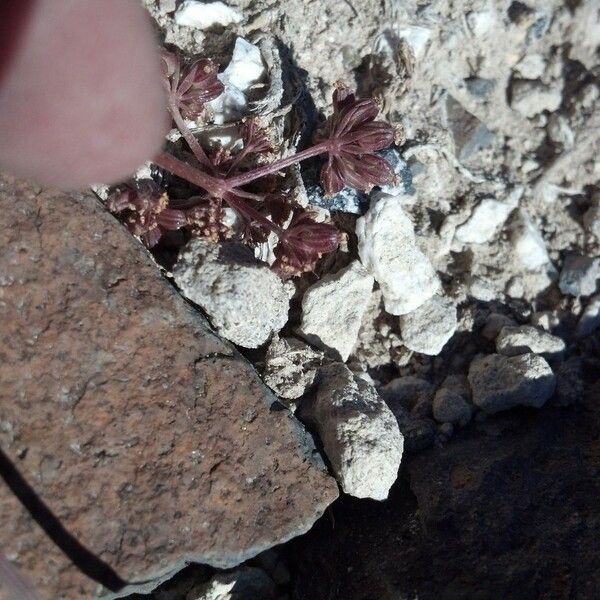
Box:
464;77;496;98
262;336;323;403
583;196;600;238
379;376;435;413
389;407;436;453
174;0;243;29
530;310;560;331
376;148;415;195
305;183;369;215
514;53;546;79
482;313;517;340
438;422;455;438
298;261;374;361
190;567;276;600
208;38;266;124
433;389;473;426
0;174;338;598
442;95;495;161
577;294;600;338
398;295;457;355
173;239;290;348
468;353;556;414
510;79;563;118
455;197;514;244
559;254;600;297
511;211;553;271
496;325;565;358
300;364;403;500
356;195;439;315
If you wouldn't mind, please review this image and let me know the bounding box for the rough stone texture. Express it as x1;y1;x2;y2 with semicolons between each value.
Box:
297;261;374;361
0;174;338;600
356;196;439;315
299;364;403;501
495;325;565;358
510;79;563;117
432;389;473;426
510;211;553;272
559;254;600;297
468;353;556;414
398;295;457;356
577;294;600;338
173;239;291;348
454;196;513;244
284;383;600;600
262;336;323;404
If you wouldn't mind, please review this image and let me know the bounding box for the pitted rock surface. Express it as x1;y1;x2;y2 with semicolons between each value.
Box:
0;173;338;599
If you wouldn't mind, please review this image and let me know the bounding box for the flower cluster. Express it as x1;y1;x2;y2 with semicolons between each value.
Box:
107;52;395;277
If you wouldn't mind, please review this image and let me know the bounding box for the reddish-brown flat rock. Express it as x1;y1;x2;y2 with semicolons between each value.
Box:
0;173;338;599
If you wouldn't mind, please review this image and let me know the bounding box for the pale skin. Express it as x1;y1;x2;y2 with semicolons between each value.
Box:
0;0;169;189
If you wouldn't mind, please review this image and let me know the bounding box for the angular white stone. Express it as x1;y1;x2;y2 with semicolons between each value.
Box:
208;38;266;124
511;212;552;271
356;195;439;315
173;239;290;348
301;363;403;500
468;353;556;414
455;197;514;244
577;294;600;338
399;295;457;355
298;261;374;361
496;325;565;358
262;336;323;402
174;1;242;29
559;254;600;297
510;80;563;118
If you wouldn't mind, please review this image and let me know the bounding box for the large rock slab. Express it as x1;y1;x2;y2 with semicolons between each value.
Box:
0;173;338;599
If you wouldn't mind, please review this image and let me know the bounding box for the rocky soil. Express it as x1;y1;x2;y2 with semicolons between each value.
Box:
1;0;599;599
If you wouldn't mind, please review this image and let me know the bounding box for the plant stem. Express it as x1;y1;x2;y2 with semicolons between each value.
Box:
224;193;283;235
153;152;224;197
226;143;329;188
168;101;215;172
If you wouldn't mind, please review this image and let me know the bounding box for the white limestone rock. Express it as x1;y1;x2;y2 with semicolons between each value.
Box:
468;353;556;414
496;325;565;358
262;337;323;403
510;79;563;118
300;363;403;500
577;294;600;338
298;261;374;361
356;195;439;315
208;38;266;124
398;295;457;355
559;254;600;297
455;197;514;244
174;1;242;29
173;239;290;348
190;567;276;600
511;212;553;271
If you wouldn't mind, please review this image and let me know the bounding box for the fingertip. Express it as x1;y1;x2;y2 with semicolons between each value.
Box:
0;0;168;189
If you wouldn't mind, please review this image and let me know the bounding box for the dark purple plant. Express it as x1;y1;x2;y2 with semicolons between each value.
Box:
108;52;396;277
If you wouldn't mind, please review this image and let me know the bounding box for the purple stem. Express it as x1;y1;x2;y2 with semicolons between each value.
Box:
225;143;330;188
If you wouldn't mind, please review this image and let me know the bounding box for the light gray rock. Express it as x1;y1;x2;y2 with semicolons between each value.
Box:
173;239;290;348
577;294;600;338
175;1;243;29
510;79;563;118
297;261;374;361
583;197;600;238
399;295;457;355
189;567;276;600
496;325;565;358
559;254;600;297
468;353;556;414
511;211;553;271
262;336;323;403
432;389;473;426
356;195;439;315
455;197;514;244
300;363;403;500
